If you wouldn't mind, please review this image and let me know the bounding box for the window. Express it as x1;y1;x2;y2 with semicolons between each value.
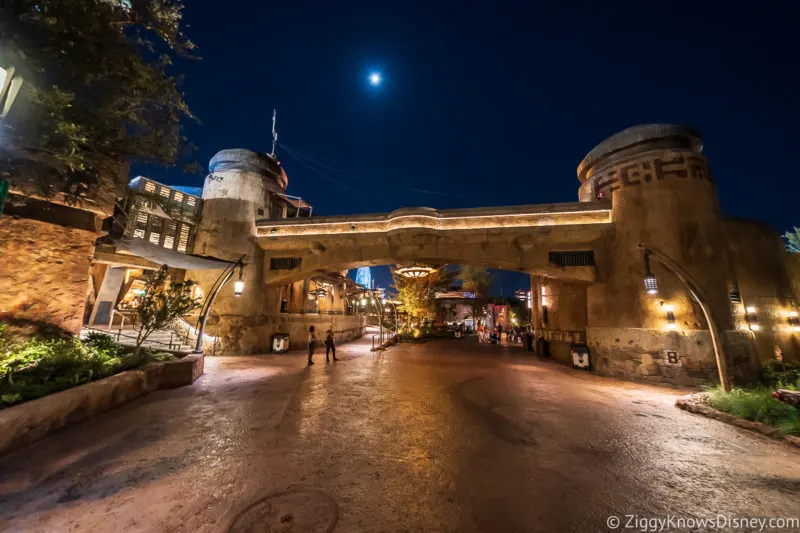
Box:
149;231;161;245
136;211;148;224
144;181;156;193
177;224;190;253
270;257;302;270
158;186;170;199
173;191;184;203
548;251;596;267
163;221;178;250
133;229;145;239
186;196;196;207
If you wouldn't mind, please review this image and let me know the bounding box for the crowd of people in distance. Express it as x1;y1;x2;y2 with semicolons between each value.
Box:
476;323;530;345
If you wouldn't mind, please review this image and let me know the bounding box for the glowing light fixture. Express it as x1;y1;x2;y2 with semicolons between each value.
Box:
368;71;382;86
788;309;800;332
233;264;245;297
664;304;677;330
745;305;759;331
396;265;436;278
360;297;367;306
0;65;23;118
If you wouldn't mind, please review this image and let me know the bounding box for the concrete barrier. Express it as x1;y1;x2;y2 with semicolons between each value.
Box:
0;354;204;456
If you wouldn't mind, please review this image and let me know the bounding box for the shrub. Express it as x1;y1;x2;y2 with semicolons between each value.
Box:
0;329;177;407
83;332;123;357
706;385;800;436
760;360;800;390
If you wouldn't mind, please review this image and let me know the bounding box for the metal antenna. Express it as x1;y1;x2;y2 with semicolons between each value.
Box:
271;109;278;157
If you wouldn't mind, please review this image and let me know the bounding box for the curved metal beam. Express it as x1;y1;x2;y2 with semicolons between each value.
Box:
638;244;731;392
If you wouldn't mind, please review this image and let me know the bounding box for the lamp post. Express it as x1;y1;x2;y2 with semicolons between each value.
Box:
638;244;731;392
0;64;23;119
193;256;246;354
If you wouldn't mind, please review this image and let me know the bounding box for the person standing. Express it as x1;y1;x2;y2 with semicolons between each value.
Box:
325;329;337;362
307;325;317;366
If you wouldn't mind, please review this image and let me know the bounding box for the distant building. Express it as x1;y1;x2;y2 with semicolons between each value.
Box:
125;177;202;254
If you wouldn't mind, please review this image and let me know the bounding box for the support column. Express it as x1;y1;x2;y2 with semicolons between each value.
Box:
88;266;127;326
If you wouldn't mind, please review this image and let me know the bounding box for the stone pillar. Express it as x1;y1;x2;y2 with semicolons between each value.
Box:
530;275;541;333
578;124;751;384
88;266;127;326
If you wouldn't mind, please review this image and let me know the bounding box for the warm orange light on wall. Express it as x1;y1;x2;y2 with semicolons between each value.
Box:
787;309;800;332
745;305;759;331
664;304;677;330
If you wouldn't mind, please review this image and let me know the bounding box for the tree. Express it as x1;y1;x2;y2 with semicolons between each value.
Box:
458;266;492;322
784;228;800;254
132;266;201;352
0;0;197;202
391;266;458;332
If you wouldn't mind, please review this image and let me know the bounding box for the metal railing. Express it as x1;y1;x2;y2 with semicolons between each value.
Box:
280;309;356;315
81;324;193;352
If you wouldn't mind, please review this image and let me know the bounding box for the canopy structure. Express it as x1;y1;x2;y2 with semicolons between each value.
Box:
111;236;234;270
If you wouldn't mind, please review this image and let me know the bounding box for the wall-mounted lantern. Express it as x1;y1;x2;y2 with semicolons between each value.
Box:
643;250;659;295
745;306;759;331
664;304;677;330
233;263;245;297
788;309;800;332
360;297;367;306
0;64;24;119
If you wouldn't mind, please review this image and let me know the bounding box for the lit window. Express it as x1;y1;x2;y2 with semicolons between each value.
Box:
144;181;156;193
136;211;148;224
159;186;170;198
173;191;184;203
133;229;145;239
186;196;196;207
163;236;175;249
149;232;161;245
177;225;190;253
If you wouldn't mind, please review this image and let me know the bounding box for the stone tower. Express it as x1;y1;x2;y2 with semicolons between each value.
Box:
577;125;748;379
191;149;289;352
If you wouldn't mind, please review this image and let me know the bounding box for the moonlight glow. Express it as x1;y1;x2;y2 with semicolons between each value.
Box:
368;72;382;86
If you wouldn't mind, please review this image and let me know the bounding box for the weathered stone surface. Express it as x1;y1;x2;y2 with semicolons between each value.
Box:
0;216;97;334
587;326;719;386
0;354;204;456
206;313;365;354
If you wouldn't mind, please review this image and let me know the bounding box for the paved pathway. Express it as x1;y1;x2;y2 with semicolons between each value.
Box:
1;336;799;532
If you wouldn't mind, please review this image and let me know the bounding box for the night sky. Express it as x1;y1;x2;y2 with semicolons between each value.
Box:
137;1;800;295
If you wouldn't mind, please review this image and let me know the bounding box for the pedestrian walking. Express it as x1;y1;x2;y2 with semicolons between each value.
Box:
325;329;338;362
307;325;317;366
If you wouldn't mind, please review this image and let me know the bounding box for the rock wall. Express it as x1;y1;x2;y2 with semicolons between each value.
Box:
0;216;97;335
206;313;366;355
585;326;748;386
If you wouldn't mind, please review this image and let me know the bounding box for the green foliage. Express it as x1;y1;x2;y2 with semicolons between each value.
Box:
760;360;800;390
0;328;176;407
83;331;124;357
458;266;493;320
1;0;198;200
783;227;800;254
132;265;201;351
392;266;458;331
706;386;800;436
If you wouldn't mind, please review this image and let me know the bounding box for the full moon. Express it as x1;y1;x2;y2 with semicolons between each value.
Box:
368;72;382;86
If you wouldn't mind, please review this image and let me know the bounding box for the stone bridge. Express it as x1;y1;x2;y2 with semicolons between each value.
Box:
255;202;612;285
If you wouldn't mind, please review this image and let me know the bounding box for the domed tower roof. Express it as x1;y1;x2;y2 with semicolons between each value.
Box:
577;124;703;182
209;148;288;193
